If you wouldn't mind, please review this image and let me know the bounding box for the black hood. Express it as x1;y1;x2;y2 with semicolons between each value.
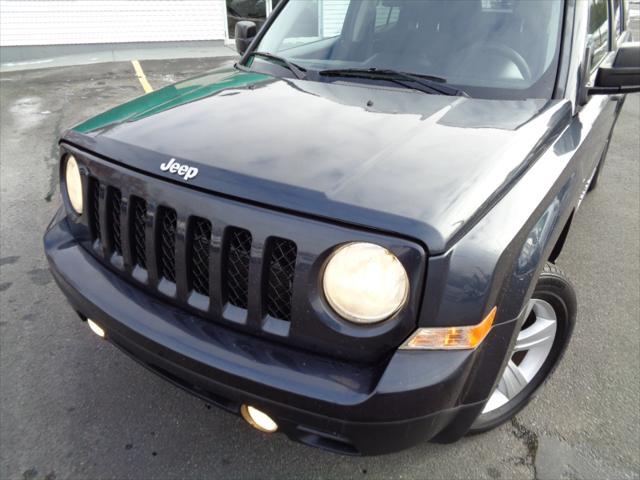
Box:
65;66;571;253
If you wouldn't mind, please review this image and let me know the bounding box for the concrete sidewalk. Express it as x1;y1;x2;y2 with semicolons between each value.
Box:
0;41;237;73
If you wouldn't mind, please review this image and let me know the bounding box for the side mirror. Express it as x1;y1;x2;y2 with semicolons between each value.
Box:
590;42;640;95
235;21;257;55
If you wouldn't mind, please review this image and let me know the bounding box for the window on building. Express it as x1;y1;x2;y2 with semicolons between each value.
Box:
588;0;610;69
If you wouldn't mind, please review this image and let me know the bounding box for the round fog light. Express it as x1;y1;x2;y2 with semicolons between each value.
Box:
65;155;84;215
240;405;278;433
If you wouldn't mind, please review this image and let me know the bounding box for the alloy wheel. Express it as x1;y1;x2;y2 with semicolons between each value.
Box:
482;298;558;414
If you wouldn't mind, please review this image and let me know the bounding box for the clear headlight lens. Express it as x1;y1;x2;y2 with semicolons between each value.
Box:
65;155;83;214
322;243;409;324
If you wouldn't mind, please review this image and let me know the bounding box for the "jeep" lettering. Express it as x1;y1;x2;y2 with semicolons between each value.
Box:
160;158;199;181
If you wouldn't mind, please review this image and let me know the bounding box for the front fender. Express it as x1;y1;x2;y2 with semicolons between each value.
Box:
419;111;594;415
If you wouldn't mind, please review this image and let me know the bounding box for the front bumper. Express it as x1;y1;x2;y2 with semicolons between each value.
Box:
45;210;519;455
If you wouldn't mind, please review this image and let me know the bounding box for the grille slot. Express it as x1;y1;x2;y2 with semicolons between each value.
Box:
225;228;252;309
266;238;297;321
157;207;177;282
189;217;212;296
90;178;101;242
130;197;147;269
110;188;123;255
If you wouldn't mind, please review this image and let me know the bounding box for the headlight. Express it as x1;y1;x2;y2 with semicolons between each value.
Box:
65;155;83;214
322;243;409;324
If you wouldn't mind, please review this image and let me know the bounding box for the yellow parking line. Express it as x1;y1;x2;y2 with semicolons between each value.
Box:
131;60;154;93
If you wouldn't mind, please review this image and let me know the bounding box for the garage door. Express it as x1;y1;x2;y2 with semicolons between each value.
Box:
0;0;228;47
321;0;350;37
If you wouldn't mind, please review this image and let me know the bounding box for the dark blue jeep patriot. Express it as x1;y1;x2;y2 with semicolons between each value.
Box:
44;0;640;455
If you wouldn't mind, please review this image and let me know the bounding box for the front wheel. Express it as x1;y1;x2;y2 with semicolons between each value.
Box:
469;263;577;434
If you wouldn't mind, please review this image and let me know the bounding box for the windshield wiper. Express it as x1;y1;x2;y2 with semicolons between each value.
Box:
319;68;468;97
248;51;307;80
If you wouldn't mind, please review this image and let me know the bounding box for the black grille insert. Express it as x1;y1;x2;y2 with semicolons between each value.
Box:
130;197;147;269
90;178;101;242
266;238;297;321
189;217;212;296
157;207;177;282
225;228;252;309
110;188;123;255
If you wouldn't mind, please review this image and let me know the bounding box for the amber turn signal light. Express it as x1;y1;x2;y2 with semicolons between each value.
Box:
400;307;497;350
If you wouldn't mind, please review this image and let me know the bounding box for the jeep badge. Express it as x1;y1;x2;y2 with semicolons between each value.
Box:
160;158;198;181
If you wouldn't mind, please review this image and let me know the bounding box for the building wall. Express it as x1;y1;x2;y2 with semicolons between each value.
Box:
0;0;228;47
321;0;350;37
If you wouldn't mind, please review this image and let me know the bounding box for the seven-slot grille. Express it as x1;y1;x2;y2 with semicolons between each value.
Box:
87;179;297;323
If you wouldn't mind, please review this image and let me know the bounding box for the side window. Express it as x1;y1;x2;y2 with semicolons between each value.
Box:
613;0;623;37
622;0;629;33
588;0;610;70
374;1;399;28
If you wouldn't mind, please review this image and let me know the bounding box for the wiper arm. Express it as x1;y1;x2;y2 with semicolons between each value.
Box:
248;51;307;80
319;68;469;97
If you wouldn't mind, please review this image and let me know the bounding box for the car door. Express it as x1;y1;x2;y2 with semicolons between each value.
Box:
578;0;620;191
577;0;622;183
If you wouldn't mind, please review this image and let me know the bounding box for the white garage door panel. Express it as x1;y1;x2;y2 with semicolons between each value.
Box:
322;0;350;37
0;0;227;46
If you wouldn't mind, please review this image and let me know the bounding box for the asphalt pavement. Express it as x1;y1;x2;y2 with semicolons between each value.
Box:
1;56;639;480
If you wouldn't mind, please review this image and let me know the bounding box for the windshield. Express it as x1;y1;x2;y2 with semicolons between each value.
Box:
249;0;565;99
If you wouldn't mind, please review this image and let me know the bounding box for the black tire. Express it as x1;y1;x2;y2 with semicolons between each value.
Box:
468;262;577;434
